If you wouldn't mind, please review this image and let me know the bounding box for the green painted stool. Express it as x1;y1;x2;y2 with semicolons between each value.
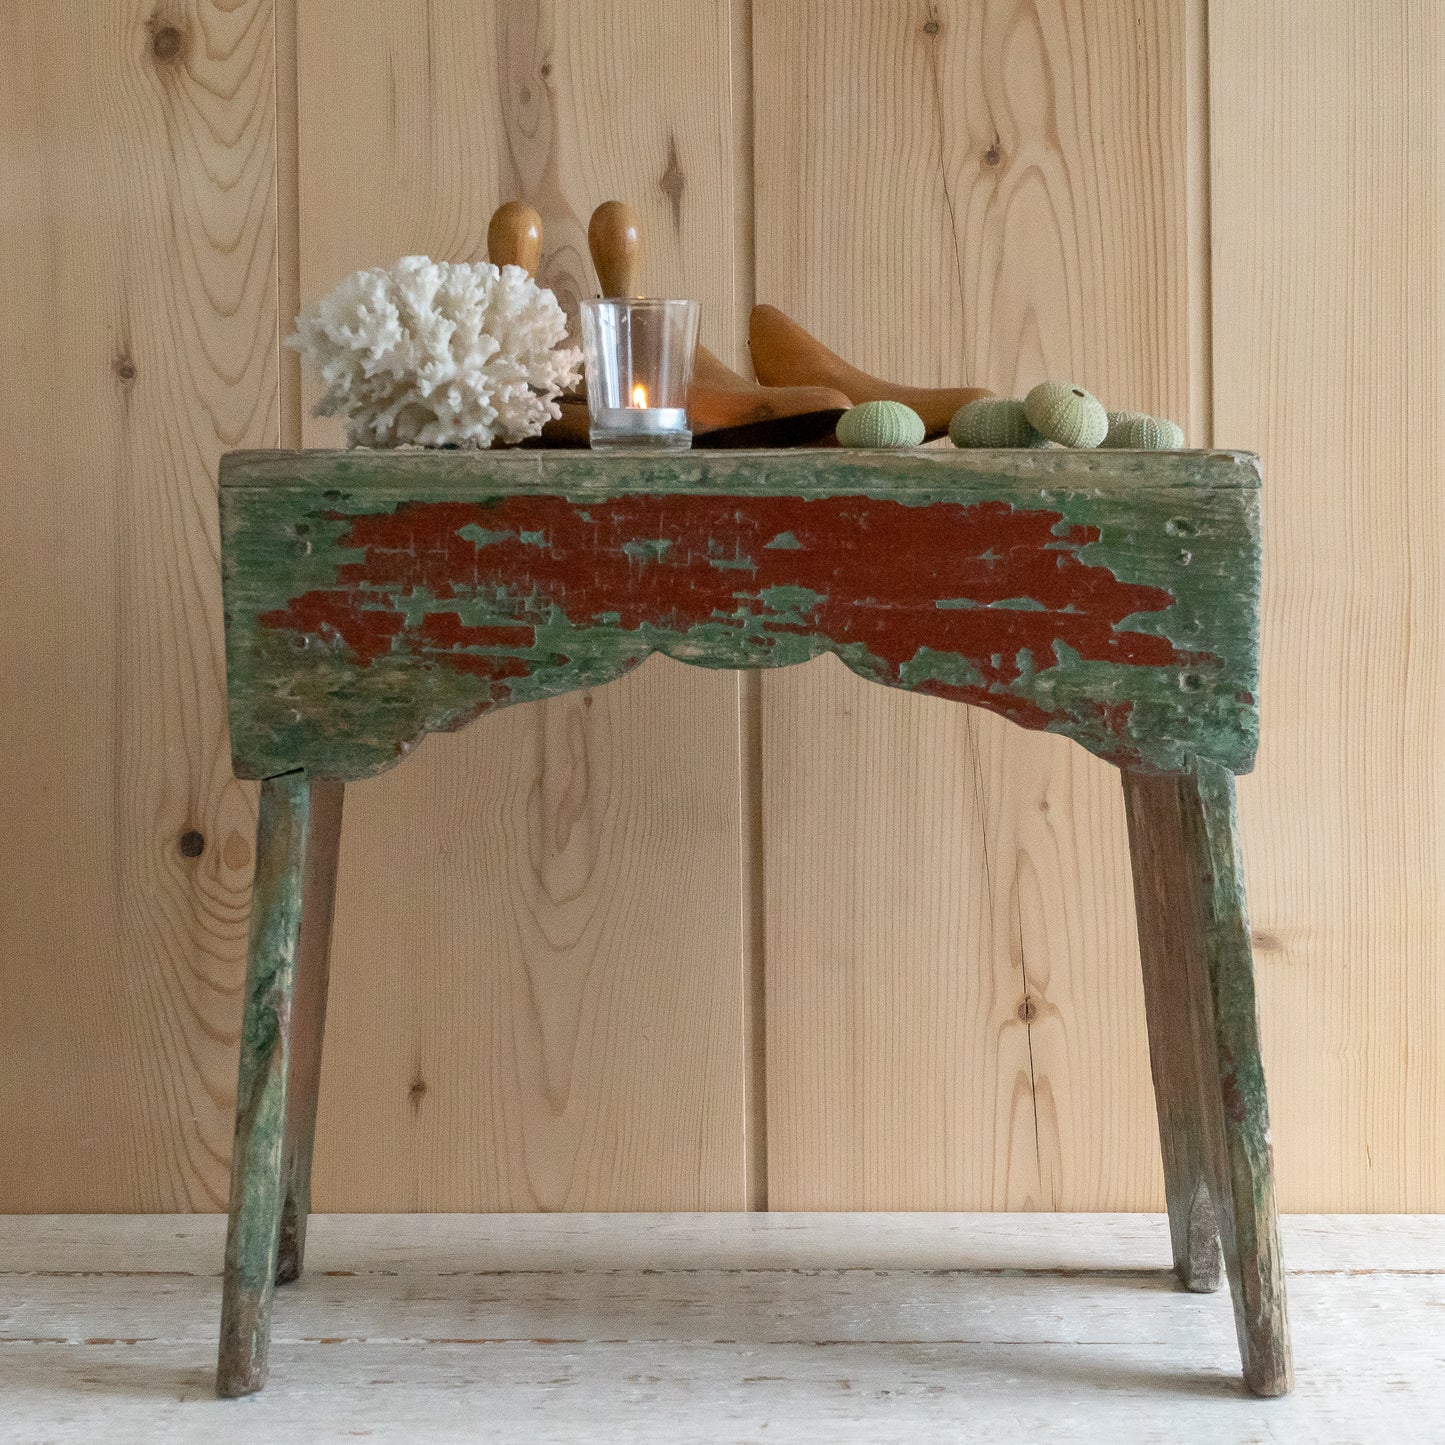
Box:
216;446;1291;1398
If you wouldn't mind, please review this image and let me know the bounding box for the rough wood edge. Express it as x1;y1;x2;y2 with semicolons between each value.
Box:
217;773;311;1397
218;446;1263;495
275;781;344;1286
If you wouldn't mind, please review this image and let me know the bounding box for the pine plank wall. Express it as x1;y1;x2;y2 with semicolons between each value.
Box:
1;0;1440;1213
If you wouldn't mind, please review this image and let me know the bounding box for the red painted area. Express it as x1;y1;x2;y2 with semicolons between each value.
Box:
1221;1071;1248;1125
419;613;535;650
258;494;1201;724
260;587;403;664
438;651;533;684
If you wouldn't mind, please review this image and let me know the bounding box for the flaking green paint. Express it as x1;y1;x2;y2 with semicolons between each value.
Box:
220;448;1262;781
217;772;310;1397
213;446;1287;1401
1122;759;1292;1396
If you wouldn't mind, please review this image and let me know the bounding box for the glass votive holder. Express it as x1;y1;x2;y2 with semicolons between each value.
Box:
580;298;700;451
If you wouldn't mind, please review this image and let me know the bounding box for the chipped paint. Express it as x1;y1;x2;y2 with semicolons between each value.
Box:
221;448;1261;780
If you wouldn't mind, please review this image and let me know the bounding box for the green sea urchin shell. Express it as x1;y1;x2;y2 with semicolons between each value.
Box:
948;397;1047;449
1120;415;1185;450
1101;410;1148;448
1023;381;1108;448
835;400;926;449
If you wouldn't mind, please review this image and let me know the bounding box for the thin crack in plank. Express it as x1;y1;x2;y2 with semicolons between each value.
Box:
1016;894;1045;1203
923;5;967;320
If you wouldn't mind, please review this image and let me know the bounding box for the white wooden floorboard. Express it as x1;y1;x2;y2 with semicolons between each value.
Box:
1;1214;1442;1444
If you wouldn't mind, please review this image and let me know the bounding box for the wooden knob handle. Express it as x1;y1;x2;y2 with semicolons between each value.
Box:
588;200;641;297
487;201;542;276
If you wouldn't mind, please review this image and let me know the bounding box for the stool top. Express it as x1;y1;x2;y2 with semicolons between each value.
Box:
221;445;1261;497
220;448;1261;780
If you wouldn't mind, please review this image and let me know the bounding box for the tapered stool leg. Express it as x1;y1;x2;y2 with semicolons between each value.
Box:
217;772;316;1398
1122;759;1292;1398
1124;762;1224;1295
276;781;344;1286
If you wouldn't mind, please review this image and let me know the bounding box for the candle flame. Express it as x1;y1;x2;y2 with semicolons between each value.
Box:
630;383;648;409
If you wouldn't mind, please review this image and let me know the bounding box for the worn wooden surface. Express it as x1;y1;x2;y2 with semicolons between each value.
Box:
275;782;344;1286
218;448;1280;1394
218;775;312;1397
221;448;1260;783
1126;762;1225;1294
1123;763;1290;1395
6;1214;1438;1442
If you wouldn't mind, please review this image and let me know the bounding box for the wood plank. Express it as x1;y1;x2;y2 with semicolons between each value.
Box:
753;0;1195;1209
0;0;278;1210
7;1211;1445;1279
293;0;750;1209
1210;1;1445;1210
3;1336;1429;1444
3;1215;1442;1441
219;450;1261;781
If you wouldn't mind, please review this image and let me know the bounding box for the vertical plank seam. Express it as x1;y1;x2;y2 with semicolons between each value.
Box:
731;0;757;370
274;0;302;448
741;671;769;1211
732;0;765;1210
1187;0;1215;447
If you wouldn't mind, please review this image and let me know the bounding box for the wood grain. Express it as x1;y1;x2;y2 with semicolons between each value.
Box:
1210;1;1445;1210
5;1215;1441;1439
1122;763;1291;1394
6;0;1443;1218
218;773;312;1398
0;1;277;1210
294;0;751;1210
753;0;1195;1210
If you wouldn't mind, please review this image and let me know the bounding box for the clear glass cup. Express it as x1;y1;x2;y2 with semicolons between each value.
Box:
580;298;700;451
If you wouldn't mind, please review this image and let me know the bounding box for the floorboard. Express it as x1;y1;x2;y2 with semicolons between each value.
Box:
1;1214;1441;1443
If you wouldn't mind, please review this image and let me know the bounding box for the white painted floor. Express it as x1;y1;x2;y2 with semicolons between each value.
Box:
2;1214;1442;1444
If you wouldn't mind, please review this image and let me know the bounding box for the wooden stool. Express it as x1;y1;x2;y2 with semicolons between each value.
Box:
216;446;1291;1398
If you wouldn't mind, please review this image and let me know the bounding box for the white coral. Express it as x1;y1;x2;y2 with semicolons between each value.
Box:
287;255;582;448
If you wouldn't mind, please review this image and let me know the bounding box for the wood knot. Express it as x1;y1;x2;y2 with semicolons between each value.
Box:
923;18;941;35
178;829;205;858
222;829;252;871
409;1078;429;1112
983;145;1003;167
1017;996;1038;1024
149;22;184;62
113;354;137;382
660;133;685;235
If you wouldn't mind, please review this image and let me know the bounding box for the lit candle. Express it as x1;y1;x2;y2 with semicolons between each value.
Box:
580;299;699;451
